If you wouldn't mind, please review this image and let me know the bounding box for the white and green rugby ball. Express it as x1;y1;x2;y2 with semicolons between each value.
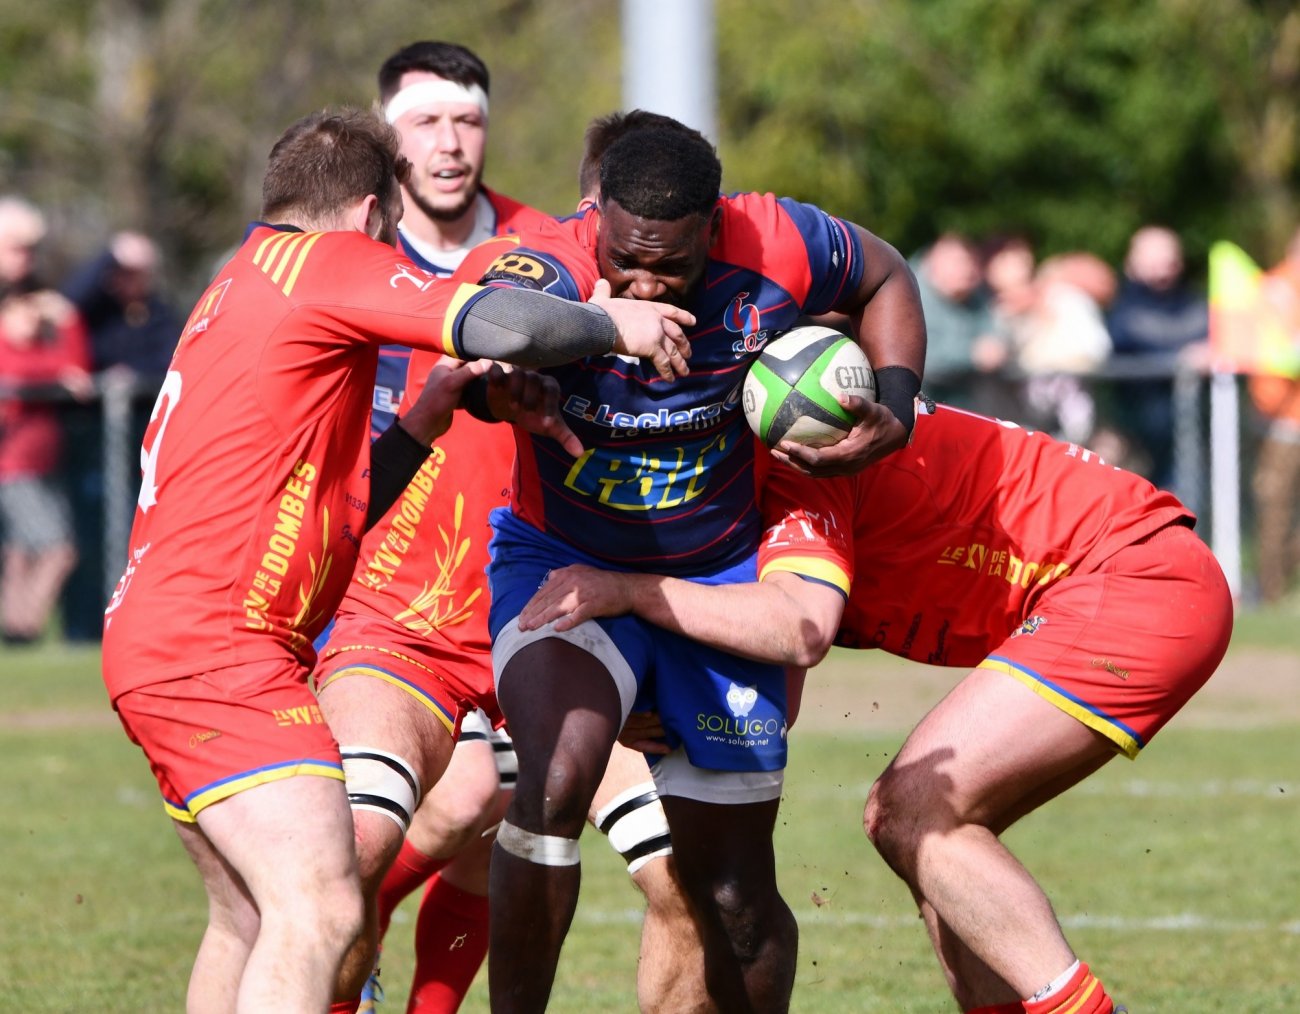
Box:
742;326;876;448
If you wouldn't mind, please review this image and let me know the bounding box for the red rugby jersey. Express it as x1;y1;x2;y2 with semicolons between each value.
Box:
757;403;1194;666
102;225;485;699
338;234;532;662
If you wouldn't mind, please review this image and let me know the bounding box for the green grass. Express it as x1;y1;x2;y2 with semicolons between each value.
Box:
2;634;1297;1011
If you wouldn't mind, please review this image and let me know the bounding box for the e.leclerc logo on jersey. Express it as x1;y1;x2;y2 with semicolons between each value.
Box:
562;385;743;436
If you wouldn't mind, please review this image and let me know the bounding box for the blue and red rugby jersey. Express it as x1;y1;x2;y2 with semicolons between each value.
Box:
456;191;865;575
370;187;550;437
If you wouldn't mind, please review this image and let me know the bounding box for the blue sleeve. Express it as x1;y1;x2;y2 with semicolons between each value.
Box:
777;197;866;316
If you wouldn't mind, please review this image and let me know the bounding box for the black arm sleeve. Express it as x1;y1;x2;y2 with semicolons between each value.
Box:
365;419;432;531
874;365;922;437
459;375;498;423
455;287;617;366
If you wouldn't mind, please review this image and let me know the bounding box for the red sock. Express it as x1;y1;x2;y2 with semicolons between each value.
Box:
406;873;490;1012
377;839;448;939
328;1000;359;1014
1023;962;1113;1014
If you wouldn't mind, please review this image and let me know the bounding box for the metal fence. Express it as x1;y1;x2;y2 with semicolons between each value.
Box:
0;357;1265;641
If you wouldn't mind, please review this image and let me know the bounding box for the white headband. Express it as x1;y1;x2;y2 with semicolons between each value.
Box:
384;80;489;124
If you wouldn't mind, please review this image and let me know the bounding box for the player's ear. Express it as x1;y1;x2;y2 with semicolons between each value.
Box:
707;202;723;245
355;194;383;239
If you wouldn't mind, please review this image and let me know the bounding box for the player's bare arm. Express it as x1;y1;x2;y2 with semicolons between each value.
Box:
398;357;493;444
518;563;843;668
777;225;925;477
367;358;494;529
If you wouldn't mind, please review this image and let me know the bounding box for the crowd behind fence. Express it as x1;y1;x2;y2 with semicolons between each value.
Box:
0;354;1274;649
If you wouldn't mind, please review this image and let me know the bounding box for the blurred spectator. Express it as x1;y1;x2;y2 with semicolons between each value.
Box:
1106;225;1209;489
910;232;1012;413
59;232;181;641
62;230;180;376
985;236;1114;444
0;196;92;644
1249;225;1300;604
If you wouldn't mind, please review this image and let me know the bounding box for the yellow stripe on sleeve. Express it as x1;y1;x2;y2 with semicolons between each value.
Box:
759;555;851;596
439;283;487;357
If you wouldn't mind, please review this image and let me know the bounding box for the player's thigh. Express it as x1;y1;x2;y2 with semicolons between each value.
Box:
881;667;1114;830
173;818;259;940
196;773;359;915
316;664;456;792
660;794;781;898
590;740;656;819
887;528;1233;828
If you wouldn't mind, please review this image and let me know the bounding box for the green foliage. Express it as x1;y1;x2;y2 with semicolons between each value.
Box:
716;0;1258;266
0;1;1295;302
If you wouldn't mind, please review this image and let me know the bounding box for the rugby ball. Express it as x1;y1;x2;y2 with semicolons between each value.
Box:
742;326;876;448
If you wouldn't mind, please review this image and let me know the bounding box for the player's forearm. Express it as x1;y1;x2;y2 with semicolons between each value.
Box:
456;287;616;366
365;420;431;531
622;574;831;667
846;231;927;432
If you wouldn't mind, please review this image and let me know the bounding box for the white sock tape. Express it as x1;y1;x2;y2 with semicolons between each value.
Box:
384;80;489;124
495;819;581;867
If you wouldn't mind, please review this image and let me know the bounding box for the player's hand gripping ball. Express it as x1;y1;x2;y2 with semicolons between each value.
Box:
743;326;877;448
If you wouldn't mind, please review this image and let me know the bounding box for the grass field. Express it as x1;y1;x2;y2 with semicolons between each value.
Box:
2;606;1298;1012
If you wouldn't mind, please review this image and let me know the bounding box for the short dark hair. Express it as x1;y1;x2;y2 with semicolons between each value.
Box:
599;123;721;221
378;40;490;103
261;108;409;224
578;109;690;200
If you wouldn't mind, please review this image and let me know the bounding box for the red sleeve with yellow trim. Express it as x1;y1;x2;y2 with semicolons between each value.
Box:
243;226;487;359
756;460;859;597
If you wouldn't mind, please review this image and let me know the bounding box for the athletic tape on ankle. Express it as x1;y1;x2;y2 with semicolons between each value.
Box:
340;748;420;832
495;819;580;866
594;782;673;873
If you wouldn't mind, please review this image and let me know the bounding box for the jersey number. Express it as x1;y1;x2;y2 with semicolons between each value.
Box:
138;370;182;512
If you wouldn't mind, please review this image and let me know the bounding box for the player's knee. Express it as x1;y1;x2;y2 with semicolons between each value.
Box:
205;890;261;947
278;865;364;961
863;770;933;873
704;877;774;965
516;750;600;835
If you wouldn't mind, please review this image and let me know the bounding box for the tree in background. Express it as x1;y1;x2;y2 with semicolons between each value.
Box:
0;0;1296;290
